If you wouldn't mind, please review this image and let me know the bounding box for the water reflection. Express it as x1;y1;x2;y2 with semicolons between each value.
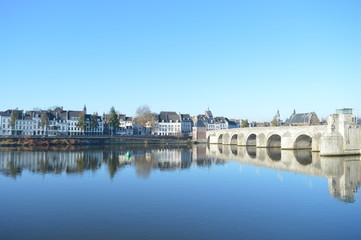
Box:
294;150;313;165
0;146;225;179
207;144;361;203
1;145;361;203
267;147;281;161
246;145;257;158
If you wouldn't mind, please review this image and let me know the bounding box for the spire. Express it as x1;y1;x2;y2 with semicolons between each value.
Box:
83;104;87;114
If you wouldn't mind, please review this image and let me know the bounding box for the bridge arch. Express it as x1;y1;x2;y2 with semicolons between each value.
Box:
230;145;238;155
294;134;312;149
246;145;257;158
230;134;238;145
294;150;312;165
218;144;223;154
246;134;256;146
267;147;281;161
217;134;223;144
267;134;281;148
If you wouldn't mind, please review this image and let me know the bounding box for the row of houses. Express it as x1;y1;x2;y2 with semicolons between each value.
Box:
0;106;104;136
1;105;328;138
0;106;237;137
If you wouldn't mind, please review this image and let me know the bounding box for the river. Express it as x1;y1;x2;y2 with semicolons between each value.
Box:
1;144;361;239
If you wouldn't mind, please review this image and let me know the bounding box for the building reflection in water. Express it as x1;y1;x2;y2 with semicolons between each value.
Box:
0;146;225;179
1;145;361;203
208;144;361;203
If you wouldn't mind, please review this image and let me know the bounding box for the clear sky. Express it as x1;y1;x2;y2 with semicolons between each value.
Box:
1;0;360;121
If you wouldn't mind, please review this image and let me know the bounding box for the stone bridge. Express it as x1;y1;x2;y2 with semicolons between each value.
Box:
206;113;361;156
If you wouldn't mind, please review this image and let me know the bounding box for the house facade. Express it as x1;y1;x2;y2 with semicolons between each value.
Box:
194;109;239;131
153;111;193;136
192;119;206;141
0;106;103;136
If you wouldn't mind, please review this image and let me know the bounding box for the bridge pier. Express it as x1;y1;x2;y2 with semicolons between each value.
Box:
280;136;294;150
320;113;361;156
256;133;267;148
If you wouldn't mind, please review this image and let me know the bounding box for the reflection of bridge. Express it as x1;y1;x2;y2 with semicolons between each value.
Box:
206;144;361;203
207;113;361;156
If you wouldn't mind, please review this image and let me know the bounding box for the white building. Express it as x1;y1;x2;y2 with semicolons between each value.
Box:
0;110;41;136
118;114;133;135
0;106;104;136
153;112;193;136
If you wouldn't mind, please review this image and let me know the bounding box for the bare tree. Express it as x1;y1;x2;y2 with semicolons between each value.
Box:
134;105;156;128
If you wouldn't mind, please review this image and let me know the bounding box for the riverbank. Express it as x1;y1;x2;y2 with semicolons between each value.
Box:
0;135;193;147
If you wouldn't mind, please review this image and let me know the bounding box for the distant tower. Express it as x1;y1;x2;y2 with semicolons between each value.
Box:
272;109;281;126
83;104;87;114
205;108;213;119
275;109;281;122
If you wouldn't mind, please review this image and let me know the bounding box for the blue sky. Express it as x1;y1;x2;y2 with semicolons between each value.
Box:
1;0;360;121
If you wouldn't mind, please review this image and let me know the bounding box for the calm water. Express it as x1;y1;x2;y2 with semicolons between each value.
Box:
1;144;361;240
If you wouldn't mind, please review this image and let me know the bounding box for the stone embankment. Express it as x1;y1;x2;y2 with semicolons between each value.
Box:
0;135;192;147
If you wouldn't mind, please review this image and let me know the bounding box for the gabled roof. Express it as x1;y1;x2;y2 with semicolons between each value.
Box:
58;111;68;121
286;112;317;124
0;110;14;117
158;111;180;122
226;118;238;127
118;114;133;121
68;111;82;119
180;114;191;120
214;117;227;123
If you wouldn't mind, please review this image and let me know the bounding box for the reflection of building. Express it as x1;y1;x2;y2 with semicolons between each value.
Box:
327;159;361;203
151;148;192;169
207;144;361;203
0;150;103;176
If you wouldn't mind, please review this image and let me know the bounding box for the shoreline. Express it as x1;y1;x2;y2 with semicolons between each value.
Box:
0;135;194;147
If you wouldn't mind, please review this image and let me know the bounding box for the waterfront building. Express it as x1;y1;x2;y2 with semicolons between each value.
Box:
0;106;103;136
192;119;206;141
180;114;193;136
154;112;182;136
118;114;133;135
194;109;239;131
153;111;193;136
103;113;133;135
0;110;41;136
133;123;152;135
0;110;12;135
